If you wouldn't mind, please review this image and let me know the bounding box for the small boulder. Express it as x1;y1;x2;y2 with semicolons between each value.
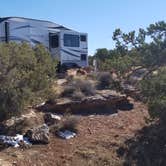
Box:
25;124;49;144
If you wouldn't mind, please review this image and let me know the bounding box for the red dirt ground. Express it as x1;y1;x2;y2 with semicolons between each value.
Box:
0;98;149;166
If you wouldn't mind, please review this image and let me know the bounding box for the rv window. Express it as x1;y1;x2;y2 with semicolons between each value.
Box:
80;35;86;42
81;54;87;61
64;34;79;47
49;34;59;48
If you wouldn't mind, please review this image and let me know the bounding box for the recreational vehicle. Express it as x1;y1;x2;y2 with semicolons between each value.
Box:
0;17;88;67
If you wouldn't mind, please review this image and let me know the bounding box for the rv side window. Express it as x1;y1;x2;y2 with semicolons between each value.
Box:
64;34;80;47
81;54;87;61
49;34;59;48
80;35;86;42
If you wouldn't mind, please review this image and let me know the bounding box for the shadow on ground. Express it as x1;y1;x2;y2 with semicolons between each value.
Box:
38;100;134;116
117;121;166;166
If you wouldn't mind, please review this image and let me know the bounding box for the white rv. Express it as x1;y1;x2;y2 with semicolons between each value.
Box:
0;17;88;67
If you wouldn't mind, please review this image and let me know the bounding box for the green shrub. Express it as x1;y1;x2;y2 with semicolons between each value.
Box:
141;67;166;121
148;97;166;120
141;68;166;100
0;42;57;120
100;55;135;77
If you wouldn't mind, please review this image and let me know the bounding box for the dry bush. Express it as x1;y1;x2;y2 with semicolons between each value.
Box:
61;86;75;97
66;75;74;82
50;115;79;134
74;79;95;96
49;123;61;133
59;116;79;133
61;79;95;98
72;90;85;101
97;72;112;89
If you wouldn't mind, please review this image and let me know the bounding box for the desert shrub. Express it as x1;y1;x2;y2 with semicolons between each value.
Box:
74;79;95;96
61;86;75;97
50;116;79;134
66;75;73;82
141;67;166;122
72;90;85;100
61;79;95;97
148;97;166;120
111;80;122;91
141;68;166;100
100;55;134;77
97;72;112;89
87;72;97;80
59;116;79;133
0;42;57;120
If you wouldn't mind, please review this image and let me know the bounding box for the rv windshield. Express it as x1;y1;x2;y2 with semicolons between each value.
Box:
64;34;79;47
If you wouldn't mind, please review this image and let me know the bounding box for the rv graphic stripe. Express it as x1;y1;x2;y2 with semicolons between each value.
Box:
48;26;70;30
68;49;81;53
12;25;33;30
0;36;29;42
61;49;80;58
69;48;87;53
30;39;41;44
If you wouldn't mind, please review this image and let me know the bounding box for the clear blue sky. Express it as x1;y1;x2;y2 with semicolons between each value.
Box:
0;0;165;55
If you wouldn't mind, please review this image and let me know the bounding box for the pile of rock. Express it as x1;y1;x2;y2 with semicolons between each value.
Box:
0;112;76;148
25;124;50;144
0;124;50;148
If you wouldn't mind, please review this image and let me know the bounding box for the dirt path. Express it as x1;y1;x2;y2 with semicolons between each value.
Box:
0;98;149;166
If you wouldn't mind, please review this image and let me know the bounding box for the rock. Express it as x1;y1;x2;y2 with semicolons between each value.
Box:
38;90;127;114
0;117;25;135
0;109;45;136
128;68;148;85
25;124;50;144
4;119;15;127
121;82;141;100
44;113;61;126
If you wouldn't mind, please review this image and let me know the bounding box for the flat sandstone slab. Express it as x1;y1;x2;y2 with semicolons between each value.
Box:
38;90;127;114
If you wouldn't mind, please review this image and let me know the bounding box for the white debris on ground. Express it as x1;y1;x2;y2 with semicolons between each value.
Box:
58;130;76;139
52;115;61;121
36;102;45;107
111;113;118;117
0;134;31;148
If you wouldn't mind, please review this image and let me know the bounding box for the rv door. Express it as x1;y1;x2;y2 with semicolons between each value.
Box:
49;32;60;60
